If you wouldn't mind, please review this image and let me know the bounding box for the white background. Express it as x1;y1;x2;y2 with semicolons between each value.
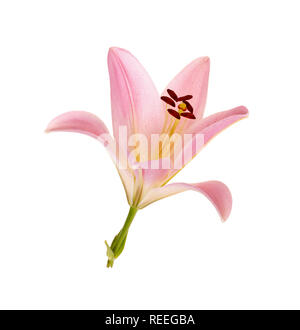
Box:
0;0;299;309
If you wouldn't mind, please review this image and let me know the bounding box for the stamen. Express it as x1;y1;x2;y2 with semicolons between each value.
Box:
180;112;196;119
161;96;175;107
167;109;181;120
167;89;178;101
177;95;193;101
161;89;195;122
183;100;193;113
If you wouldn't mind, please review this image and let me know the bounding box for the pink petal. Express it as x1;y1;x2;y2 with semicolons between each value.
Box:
45;111;109;139
162;56;210;121
127;157;171;189
191;105;249;139
173;106;249;169
108;47;164;141
139;181;232;221
46;111;135;204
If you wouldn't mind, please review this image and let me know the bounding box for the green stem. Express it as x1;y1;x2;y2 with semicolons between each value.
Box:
105;206;138;268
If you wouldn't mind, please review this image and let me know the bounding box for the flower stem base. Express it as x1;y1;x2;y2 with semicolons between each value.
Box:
105;206;138;268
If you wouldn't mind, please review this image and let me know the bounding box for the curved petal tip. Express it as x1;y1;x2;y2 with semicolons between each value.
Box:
194;181;232;222
200;56;210;63
45;111;109;139
139;180;232;221
236;105;249;116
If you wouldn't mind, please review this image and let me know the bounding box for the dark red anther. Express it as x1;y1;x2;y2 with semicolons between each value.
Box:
167;89;178;101
177;95;193;101
167;109;181;120
183;101;193;113
160;96;176;107
180;112;196;119
161;89;196;120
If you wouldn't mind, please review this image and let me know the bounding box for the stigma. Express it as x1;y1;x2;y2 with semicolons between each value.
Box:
178;102;187;112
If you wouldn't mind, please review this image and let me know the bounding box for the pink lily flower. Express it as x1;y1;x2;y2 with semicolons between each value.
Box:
46;47;248;267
